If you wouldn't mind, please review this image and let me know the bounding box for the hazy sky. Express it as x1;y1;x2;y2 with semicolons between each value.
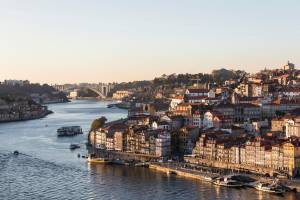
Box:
0;0;299;84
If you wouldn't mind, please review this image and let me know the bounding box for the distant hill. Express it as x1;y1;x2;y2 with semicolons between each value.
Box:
0;83;68;103
108;68;245;97
0;83;54;95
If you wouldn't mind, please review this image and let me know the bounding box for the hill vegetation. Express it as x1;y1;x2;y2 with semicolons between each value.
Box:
108;68;246;97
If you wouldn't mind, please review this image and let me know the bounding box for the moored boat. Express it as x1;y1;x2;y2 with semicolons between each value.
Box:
254;182;284;194
166;170;177;176
203;175;218;182
87;155;110;164
213;176;243;188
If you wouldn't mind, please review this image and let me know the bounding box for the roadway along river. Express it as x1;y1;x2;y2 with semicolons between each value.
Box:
0;100;299;200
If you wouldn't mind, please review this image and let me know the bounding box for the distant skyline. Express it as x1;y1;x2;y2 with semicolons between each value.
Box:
0;0;299;84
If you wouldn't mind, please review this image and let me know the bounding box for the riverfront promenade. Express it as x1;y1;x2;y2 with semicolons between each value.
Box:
149;162;300;192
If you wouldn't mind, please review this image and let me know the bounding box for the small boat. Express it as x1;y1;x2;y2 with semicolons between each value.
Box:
87;155;110;164
204;176;213;182
203;175;218;182
166;170;177;176
107;104;117;108
254;182;284;194
135;162;149;167
70;144;80;150
213;177;243;188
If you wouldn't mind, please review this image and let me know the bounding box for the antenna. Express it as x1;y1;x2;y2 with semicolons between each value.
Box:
191;78;201;88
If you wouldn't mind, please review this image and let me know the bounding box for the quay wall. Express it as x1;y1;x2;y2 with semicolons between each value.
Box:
149;164;208;181
149;164;300;192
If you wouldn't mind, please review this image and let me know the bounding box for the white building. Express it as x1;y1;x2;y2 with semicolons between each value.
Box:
169;97;184;110
90;129;107;149
69;91;78;99
112;90;132;100
281;88;300;98
286;118;300;138
155;133;171;157
185;88;209;97
192;112;202;128
203;111;214;129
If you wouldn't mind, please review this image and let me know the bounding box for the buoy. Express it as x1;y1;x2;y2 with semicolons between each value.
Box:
13;151;19;156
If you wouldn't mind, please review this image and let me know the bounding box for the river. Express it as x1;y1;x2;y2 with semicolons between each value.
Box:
0;100;299;200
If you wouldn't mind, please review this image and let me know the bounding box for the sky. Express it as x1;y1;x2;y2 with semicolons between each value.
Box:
0;0;299;84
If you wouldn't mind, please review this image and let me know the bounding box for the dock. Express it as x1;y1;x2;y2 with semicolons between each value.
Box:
149;163;218;181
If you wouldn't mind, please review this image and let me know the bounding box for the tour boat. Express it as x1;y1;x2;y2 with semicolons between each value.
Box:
57;126;83;137
254;182;284;194
213;176;243;188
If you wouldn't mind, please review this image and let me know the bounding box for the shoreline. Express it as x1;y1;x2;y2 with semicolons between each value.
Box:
0;110;53;124
148;163;300;193
0;100;72;124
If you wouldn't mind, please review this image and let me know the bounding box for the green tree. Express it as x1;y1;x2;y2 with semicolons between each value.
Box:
90;116;107;131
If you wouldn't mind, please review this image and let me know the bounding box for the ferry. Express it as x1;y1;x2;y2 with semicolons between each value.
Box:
57;126;83;137
254;182;284;195
213;176;243;188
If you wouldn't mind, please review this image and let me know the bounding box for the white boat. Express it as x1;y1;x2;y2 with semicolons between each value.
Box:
166;170;177;175
203;175;218;182
213;176;243;188
254;182;284;194
204;176;213;182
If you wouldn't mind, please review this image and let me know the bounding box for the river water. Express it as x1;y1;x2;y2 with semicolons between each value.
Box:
0;100;299;200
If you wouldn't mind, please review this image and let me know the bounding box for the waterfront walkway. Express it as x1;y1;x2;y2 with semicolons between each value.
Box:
149;162;300;192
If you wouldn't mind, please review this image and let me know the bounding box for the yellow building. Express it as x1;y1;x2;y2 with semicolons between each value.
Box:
282;141;300;176
112;90;132;100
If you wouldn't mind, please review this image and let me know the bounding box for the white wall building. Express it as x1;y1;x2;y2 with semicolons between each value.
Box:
155;133;171;157
169;97;184;110
203;111;214;129
286;119;300;138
